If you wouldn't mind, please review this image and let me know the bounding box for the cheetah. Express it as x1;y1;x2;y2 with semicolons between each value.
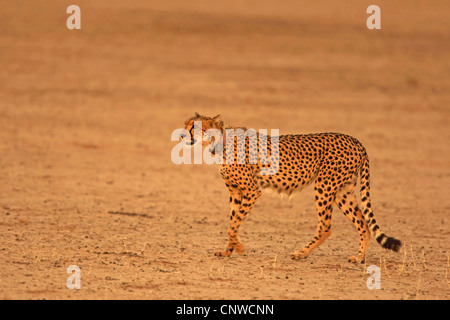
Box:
181;113;401;263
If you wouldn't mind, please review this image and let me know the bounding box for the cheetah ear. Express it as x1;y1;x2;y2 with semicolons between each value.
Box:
211;114;223;128
195;112;201;117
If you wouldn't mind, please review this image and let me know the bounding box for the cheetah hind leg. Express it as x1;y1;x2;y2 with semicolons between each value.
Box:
291;226;332;260
291;211;333;260
335;182;370;263
292;179;335;260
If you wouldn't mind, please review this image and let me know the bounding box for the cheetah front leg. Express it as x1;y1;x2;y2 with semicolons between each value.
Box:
215;184;261;257
214;187;243;257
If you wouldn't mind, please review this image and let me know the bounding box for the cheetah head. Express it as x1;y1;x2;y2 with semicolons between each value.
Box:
182;112;224;147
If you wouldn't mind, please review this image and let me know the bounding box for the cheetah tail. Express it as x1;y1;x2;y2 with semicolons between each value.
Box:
359;152;402;253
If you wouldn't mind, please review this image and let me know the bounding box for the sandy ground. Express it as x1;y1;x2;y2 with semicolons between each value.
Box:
0;0;449;300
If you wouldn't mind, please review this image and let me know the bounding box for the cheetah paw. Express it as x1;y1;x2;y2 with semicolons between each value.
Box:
291;250;309;260
214;243;245;257
348;255;365;264
234;243;245;255
214;250;231;257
